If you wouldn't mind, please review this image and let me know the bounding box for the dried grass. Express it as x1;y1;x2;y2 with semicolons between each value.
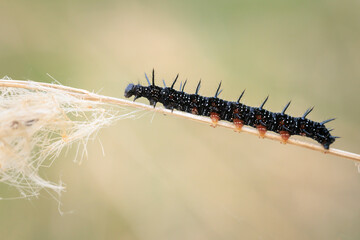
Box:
0;76;359;200
0;76;136;199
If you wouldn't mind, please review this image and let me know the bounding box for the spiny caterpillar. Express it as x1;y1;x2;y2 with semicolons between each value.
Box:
124;70;338;149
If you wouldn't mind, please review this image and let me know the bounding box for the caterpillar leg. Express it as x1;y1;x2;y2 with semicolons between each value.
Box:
256;125;267;138
279;131;290;144
210;112;220;128
233;118;244;132
191;107;199;115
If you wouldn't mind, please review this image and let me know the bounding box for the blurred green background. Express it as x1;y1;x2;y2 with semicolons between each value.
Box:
1;0;360;239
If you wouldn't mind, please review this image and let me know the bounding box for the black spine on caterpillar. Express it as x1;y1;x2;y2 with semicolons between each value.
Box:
124;70;338;149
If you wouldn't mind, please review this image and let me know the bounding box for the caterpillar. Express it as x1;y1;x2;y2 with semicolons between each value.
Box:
124;70;338;149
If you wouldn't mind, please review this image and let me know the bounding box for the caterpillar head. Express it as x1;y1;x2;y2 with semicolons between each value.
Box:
124;83;135;98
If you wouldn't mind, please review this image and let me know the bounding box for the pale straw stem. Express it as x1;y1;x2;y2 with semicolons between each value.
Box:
1;79;359;162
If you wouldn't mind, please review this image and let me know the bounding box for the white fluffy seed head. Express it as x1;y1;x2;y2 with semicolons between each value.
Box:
0;77;124;199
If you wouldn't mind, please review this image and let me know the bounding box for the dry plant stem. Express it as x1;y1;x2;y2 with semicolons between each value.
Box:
1;79;359;162
0;79;128;199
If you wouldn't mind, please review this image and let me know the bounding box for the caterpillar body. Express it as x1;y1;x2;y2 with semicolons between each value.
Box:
124;70;338;149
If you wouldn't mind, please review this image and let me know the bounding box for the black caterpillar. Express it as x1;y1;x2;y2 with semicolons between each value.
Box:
124;70;338;149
